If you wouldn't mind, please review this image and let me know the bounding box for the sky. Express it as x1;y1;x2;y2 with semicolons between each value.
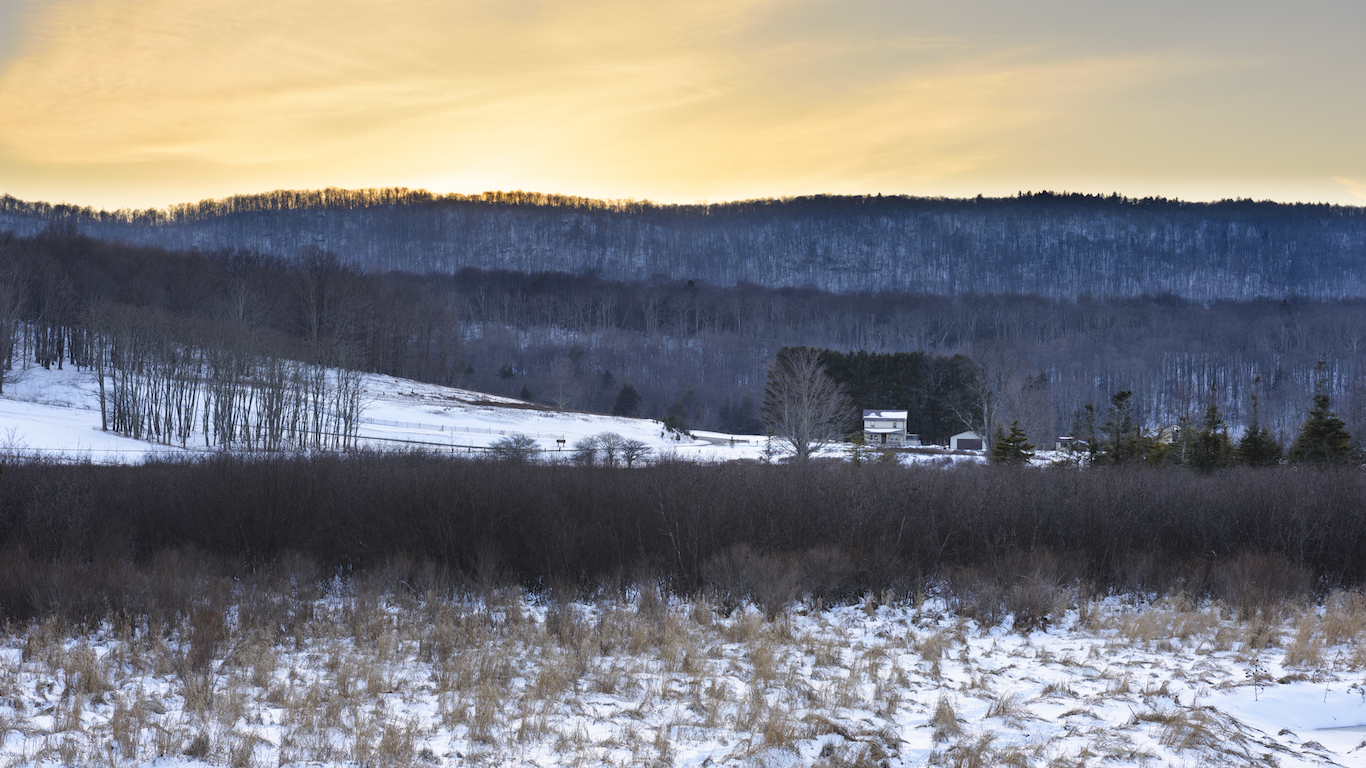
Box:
0;0;1363;211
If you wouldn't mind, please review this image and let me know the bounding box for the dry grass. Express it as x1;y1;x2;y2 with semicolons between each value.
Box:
930;695;962;743
0;565;1364;768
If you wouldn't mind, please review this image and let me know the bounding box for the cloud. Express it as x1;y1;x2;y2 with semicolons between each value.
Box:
1;0;1359;207
1333;177;1366;202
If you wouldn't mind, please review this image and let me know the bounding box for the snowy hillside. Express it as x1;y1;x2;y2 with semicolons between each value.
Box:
0;363;994;466
0;363;767;464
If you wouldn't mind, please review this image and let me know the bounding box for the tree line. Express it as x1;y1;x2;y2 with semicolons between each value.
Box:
4;189;1366;301
3;227;1365;446
1053;362;1358;469
758;345;1360;469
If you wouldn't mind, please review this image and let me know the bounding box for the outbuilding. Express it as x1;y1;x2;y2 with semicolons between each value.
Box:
950;430;985;451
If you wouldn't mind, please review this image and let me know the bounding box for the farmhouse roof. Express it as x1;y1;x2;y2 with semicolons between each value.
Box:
862;410;908;419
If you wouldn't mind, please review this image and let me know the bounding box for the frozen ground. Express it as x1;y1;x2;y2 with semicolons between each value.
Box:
0;363;990;466
1;587;1364;767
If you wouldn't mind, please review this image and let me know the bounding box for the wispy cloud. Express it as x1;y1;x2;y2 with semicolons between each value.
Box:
1333;177;1366;202
0;0;1362;207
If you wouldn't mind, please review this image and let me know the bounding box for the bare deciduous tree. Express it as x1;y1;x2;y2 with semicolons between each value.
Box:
597;432;625;466
948;338;1026;450
0;268;28;395
620;438;652;467
489;433;539;461
761;347;854;461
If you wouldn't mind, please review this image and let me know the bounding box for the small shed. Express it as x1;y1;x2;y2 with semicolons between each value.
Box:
1055;436;1083;451
950;430;985;451
863;409;909;448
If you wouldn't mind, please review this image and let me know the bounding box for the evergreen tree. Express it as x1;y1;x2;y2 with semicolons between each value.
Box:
1100;390;1142;465
1288;363;1355;465
1236;378;1282;466
1190;394;1234;471
518;384;532;402
845;431;873;466
611;382;642;418
990;421;1034;466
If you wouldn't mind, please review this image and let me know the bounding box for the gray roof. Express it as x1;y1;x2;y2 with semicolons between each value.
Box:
862;410;908;419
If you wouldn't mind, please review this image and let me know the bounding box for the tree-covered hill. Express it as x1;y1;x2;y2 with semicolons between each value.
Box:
4;190;1364;301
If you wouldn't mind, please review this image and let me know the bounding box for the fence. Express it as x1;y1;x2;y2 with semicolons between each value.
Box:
362;417;565;440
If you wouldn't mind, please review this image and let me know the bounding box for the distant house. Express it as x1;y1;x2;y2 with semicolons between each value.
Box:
863;410;920;448
1055;436;1084;451
950;430;985;451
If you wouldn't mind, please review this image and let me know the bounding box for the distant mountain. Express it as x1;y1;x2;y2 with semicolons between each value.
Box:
4;189;1365;300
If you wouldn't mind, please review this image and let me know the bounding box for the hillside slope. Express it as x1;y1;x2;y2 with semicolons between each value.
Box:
5;191;1366;300
0;363;770;463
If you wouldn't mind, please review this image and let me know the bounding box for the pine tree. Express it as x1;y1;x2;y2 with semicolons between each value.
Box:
1288;363;1355;465
1190;394;1233;471
518;384;532;402
990;421;1034;465
845;431;873;466
1236;378;1282;467
1100;391;1141;465
611;382;642;418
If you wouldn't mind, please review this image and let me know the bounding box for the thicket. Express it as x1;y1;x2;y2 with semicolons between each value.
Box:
1;455;1362;624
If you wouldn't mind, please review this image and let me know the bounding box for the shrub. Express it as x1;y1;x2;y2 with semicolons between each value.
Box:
488;433;539;462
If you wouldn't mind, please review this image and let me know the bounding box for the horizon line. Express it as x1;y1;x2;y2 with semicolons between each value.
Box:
4;186;1366;217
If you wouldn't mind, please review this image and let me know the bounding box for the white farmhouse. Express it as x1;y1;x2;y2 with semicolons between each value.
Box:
863;410;921;448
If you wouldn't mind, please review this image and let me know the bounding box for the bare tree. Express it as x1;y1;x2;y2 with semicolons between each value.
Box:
597;432;625;466
542;357;582;409
620;438;652;467
761;347;854;461
572;435;601;465
0;268;28;395
948;338;1026;450
489;433;539;461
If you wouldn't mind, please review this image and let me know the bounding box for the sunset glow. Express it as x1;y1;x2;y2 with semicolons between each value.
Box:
0;0;1362;209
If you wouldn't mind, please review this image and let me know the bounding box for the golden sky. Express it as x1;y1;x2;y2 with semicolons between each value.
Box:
0;0;1363;210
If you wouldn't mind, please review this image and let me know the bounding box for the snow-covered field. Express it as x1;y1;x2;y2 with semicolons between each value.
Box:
0;364;751;463
0;364;989;466
2;586;1365;767
15;363;1355;768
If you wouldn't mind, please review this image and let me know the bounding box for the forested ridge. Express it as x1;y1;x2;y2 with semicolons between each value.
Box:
3;189;1366;301
3;228;1365;449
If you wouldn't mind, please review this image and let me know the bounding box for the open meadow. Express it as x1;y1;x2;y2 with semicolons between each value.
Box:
2;559;1366;767
1;454;1366;765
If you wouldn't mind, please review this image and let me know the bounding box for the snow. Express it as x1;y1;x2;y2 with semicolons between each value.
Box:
5;365;1366;766
0;363;989;466
1;592;1365;767
0;363;739;462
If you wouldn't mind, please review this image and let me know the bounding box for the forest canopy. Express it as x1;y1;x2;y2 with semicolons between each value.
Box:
4;189;1366;302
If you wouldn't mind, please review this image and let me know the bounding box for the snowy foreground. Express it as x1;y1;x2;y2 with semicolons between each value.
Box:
2;588;1365;767
0;364;989;466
